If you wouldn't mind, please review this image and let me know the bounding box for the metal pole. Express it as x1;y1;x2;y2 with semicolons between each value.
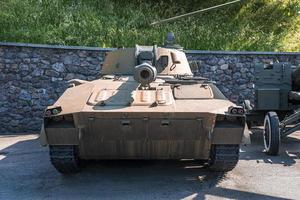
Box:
150;0;241;26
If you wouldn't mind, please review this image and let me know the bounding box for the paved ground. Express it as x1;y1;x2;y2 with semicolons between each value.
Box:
0;130;299;200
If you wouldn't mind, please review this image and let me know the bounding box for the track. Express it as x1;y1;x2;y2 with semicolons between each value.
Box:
49;145;81;174
209;144;240;172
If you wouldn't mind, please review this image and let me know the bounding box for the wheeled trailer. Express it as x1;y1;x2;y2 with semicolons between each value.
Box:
245;109;300;155
243;62;300;155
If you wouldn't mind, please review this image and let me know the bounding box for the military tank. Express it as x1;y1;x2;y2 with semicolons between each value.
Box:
40;33;246;174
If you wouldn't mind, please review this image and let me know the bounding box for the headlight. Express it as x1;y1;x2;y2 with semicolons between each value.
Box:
44;106;62;117
228;106;244;115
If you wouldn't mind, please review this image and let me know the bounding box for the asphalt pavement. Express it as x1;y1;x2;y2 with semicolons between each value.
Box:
0;130;299;200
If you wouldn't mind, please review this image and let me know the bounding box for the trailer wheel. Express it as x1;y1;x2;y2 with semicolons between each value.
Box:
263;112;280;156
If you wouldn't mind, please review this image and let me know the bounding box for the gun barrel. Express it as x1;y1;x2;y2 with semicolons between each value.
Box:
134;63;157;86
150;0;241;26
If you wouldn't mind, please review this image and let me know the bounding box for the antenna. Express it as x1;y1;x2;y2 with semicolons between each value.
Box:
150;0;242;26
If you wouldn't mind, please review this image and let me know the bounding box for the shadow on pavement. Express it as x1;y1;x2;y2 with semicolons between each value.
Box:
240;128;300;166
0;136;295;199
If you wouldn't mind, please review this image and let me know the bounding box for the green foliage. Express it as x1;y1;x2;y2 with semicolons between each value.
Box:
0;0;299;51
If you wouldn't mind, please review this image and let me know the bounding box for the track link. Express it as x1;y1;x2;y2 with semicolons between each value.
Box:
209;145;240;172
49;145;81;174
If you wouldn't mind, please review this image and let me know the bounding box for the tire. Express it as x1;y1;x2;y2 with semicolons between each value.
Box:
209;145;240;172
263;112;280;156
49;145;81;174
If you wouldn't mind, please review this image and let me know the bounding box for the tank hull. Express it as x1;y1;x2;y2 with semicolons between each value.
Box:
80;112;211;160
42;77;245;160
44;111;244;160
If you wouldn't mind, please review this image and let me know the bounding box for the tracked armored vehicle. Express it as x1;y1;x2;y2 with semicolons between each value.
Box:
40;34;246;174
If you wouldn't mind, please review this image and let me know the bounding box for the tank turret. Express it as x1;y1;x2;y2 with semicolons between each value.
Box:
101;44;193;78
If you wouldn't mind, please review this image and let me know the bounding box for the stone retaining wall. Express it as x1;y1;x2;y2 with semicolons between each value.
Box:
0;42;299;133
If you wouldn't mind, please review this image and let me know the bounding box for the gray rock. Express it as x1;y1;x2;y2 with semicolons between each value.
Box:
80;61;90;67
41;59;50;65
0;92;6;101
17;52;29;58
4;59;14;64
4;73;15;81
210;66;217;71
78;51;87;57
225;70;232;75
90;59;99;65
8;64;18;72
0;73;5;81
23;58;31;64
19;64;29;71
216;70;223;74
52;62;65;72
4;52;16;59
32;68;44;76
51;77;63;82
233;72;241;79
66;65;78;73
240;67;248;73
87;76;96;81
19;90;31;101
9;113;23;119
65;73;75;80
40;64;49;69
206;56;218;65
32;52;40;58
87;57;99;65
22;75;32;82
220;64;229;70
36;88;46;94
218;59;226;65
88;65;100;70
75;74;87;80
239;84;247;90
45;70;60;77
28;64;37;70
0;107;8;113
10;120;19;126
31;58;40;63
97;56;103;62
262;58;274;63
65;54;80;65
63;55;73;65
236;63;244;68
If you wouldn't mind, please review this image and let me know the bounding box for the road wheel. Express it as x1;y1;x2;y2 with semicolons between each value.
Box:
49;145;81;174
209;145;240;172
263;112;280;156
